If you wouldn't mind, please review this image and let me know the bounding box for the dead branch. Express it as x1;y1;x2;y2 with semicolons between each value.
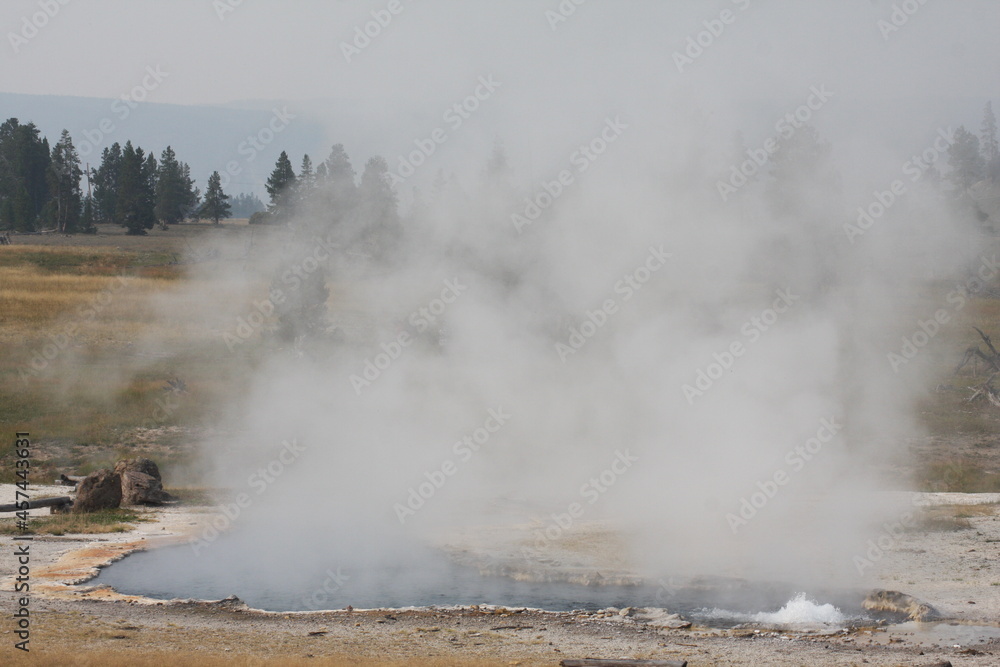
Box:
58;474;83;486
955;328;1000;375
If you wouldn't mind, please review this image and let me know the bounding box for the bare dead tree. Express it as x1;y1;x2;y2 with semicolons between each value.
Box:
955;326;1000;376
955;328;1000;406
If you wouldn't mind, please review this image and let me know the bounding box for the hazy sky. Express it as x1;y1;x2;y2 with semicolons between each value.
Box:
2;1;997;109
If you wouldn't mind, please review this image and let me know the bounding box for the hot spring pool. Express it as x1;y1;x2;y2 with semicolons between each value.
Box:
90;542;881;629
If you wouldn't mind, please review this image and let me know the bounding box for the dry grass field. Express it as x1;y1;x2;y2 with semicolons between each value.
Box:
0;222;269;484
1;222;1000;492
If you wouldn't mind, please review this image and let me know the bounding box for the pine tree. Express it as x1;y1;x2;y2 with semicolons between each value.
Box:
92;143;123;224
155;146;197;225
117;142;157;235
198;171;231;224
47;129;82;233
181;163;201;218
265;150;297;220
981;102;1000;183
0;118;51;231
323;144;357;207
143;152;159;225
948;126;985;193
297;154;315;205
314;161;329;182
358;155;400;255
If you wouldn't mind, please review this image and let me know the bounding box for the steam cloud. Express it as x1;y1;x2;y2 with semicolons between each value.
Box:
92;2;994;606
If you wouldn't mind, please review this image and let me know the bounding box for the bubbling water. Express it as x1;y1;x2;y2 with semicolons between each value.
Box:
699;592;849;627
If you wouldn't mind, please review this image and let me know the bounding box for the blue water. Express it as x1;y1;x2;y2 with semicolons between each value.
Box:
90;536;872;626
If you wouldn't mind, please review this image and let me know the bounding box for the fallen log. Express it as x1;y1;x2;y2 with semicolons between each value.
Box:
0;496;73;513
560;660;688;667
58;474;83;486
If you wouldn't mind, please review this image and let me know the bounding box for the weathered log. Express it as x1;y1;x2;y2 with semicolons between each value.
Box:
114;458;173;505
0;496;73;513
58;474;83;486
560;660;688;667
73;469;122;513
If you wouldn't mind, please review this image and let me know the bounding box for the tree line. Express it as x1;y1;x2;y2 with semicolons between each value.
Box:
0;119;264;234
947;101;1000;193
253;145;399;234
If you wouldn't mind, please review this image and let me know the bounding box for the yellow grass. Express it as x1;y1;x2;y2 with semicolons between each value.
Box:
0;265;172;328
0;242;264;477
0;508;148;535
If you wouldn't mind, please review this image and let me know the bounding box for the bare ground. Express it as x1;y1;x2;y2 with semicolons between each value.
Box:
1;487;999;666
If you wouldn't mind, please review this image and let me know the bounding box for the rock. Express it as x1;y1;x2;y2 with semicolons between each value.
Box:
863;589;942;622
640;609;692;629
661;614;692;629
619;607;635;617
72;469;122;513
114;458;174;506
205;595;249;612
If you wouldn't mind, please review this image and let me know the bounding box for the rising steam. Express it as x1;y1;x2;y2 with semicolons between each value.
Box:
93;2;991;606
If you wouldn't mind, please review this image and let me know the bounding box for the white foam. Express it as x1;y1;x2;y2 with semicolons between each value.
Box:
700;592;847;626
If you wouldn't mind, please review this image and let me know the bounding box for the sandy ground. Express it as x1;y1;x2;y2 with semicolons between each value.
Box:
0;485;998;665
